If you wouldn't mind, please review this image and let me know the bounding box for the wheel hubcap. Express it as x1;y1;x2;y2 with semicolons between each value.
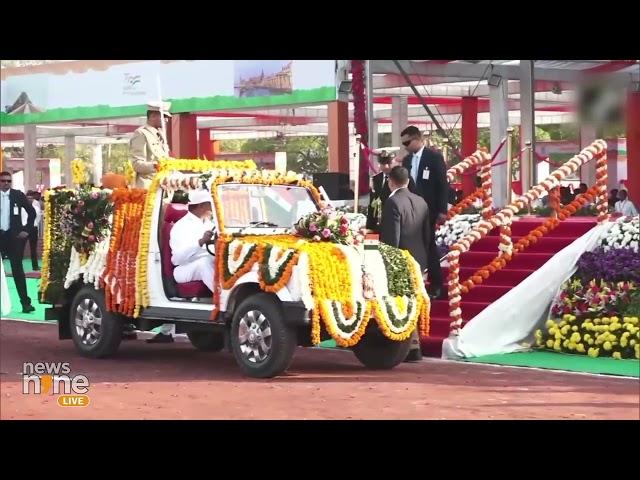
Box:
237;310;272;363
74;298;103;346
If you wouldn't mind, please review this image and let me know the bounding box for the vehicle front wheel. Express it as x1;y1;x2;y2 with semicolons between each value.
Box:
352;327;412;370
230;293;296;378
69;286;123;358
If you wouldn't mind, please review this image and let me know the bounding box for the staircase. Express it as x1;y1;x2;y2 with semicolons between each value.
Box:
421;216;597;357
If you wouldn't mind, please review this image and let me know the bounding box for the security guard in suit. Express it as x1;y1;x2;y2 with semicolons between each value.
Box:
130;101;172;188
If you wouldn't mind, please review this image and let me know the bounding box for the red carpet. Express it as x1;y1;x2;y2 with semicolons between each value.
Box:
421;216;597;357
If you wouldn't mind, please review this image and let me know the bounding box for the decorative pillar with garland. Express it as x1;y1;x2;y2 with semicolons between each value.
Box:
351;60;371;197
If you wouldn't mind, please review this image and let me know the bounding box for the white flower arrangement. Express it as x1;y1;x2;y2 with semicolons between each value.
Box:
436;214;482;248
600;215;639;253
64;236;110;289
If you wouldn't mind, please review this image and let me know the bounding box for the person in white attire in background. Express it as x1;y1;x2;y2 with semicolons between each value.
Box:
1;260;11;316
614;189;639;217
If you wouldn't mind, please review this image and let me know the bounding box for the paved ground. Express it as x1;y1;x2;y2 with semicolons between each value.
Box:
1;320;638;420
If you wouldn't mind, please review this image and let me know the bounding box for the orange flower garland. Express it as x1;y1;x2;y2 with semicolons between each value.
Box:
101;188;147;316
458;186;599;295
479;154;493;220
446;188;484;221
595;150;609;223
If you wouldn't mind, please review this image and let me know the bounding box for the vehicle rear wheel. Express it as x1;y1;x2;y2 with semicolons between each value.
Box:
352;327;412;370
187;331;225;352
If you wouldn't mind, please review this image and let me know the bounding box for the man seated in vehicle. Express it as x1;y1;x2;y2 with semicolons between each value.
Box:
148;189;216;344
171;189;216;292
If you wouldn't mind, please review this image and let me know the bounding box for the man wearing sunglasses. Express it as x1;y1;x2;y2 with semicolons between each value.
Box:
0;171;36;313
399;126;448;300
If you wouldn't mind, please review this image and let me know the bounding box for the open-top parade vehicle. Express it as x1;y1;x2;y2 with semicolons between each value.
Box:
40;159;430;378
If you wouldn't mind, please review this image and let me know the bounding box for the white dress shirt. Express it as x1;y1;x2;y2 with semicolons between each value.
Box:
410;145;425;184
170;211;214;266
615;199;639;216
0;190;10;231
21;199;41;227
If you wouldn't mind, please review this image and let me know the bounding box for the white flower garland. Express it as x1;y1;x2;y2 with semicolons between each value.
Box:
264;245;296;279
375;296;419;334
226;239;257;275
321;299;368;341
64;237;110;289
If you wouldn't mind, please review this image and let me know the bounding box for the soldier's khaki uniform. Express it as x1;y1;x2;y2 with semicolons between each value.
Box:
129;101;172;188
129;125;170;188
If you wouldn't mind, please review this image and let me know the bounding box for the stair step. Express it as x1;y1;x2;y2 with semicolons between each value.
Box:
460;251;552;269
460;267;534;284
430;299;489;319
462;284;512;303
487;218;596;237
471;235;577;254
421;336;446;357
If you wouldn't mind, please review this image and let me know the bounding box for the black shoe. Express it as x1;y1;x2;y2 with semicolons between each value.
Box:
404;349;423;363
32;265;40;271
146;333;174;344
427;287;445;300
22;305;36;314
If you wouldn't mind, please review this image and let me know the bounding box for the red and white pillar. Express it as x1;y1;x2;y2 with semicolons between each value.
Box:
461;96;478;196
327;101;349;174
626;90;640;203
170;113;198;159
198;128;214;160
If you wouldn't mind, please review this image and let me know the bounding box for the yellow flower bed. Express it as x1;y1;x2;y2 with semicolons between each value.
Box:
536;315;640;359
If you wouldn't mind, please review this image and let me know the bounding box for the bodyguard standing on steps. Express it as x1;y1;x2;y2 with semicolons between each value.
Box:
399;126;448;300
0;171;36;313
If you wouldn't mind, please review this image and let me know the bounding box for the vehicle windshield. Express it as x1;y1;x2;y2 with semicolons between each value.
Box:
217;183;318;229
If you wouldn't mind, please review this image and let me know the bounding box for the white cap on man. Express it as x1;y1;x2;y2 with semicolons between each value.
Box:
147;101;172;117
188;189;212;206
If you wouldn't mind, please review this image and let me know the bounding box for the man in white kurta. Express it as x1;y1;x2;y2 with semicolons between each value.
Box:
170;189;216;292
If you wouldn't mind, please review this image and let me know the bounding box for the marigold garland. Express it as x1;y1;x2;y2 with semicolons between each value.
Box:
402;249;431;337
101;188;147;316
446;188;484;221
39;190;53;298
134;173;165;316
259;244;300;293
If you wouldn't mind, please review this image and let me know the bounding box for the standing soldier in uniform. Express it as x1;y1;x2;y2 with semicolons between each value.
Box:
130;101;172;188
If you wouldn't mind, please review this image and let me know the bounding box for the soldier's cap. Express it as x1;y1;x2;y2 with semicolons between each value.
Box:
146;101;172;117
377;152;394;164
188;189;212;206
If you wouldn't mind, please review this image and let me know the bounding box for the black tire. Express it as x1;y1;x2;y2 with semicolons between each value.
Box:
187;331;225;352
352;327;412;370
230;293;296;378
69;286;123;358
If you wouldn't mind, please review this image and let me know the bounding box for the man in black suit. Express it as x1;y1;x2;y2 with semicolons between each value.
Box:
380;166;430;362
0;171;36;313
366;154;394;232
400;126;448;299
